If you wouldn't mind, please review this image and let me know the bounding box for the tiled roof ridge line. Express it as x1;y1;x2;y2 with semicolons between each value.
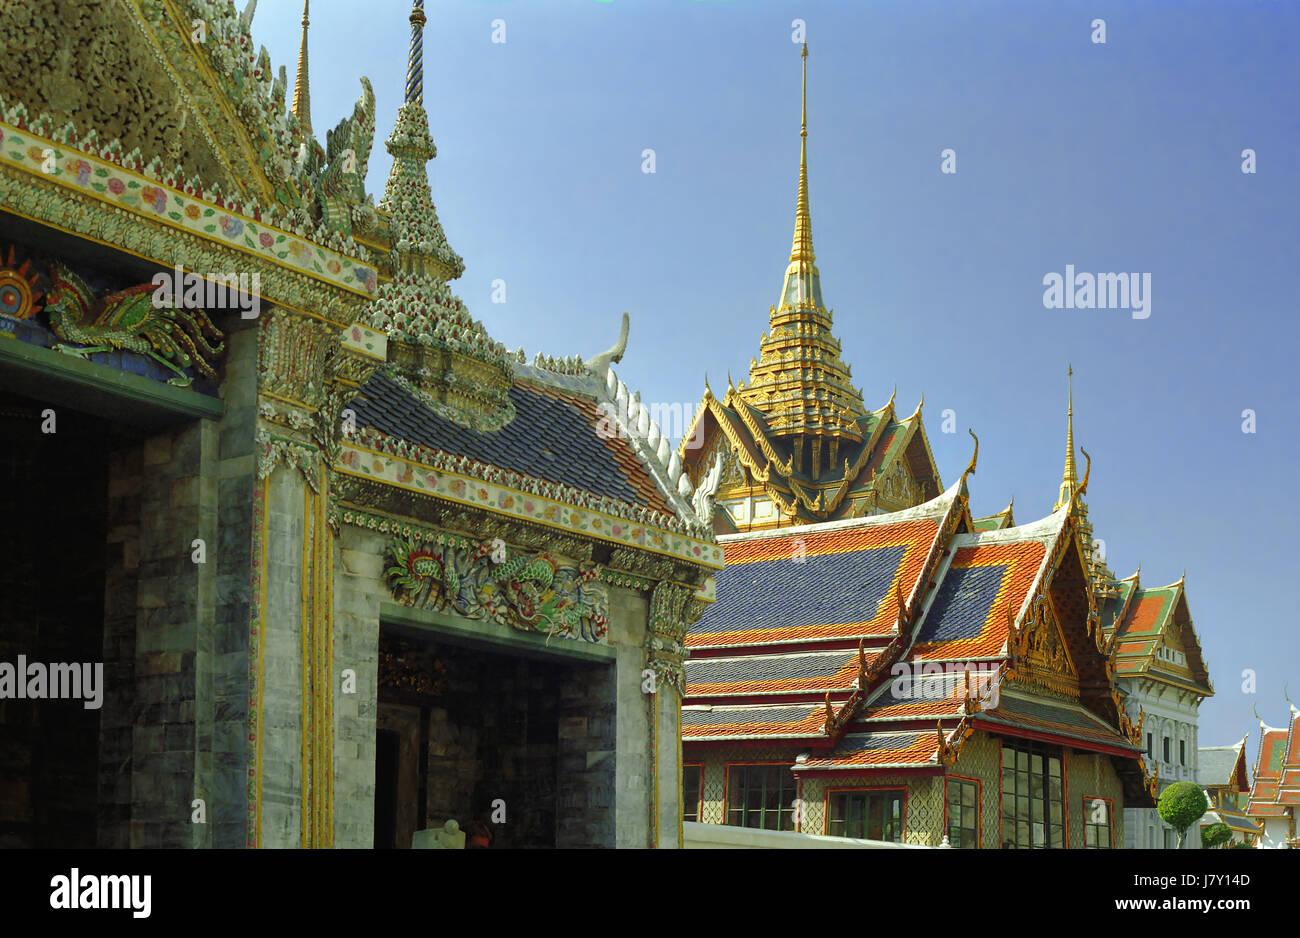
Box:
347;429;703;538
714;475;963;544
598;364;713;529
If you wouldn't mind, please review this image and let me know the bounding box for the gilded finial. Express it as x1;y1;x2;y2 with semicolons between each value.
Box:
788;42;815;267
1076;447;1091;499
291;0;312;134
1253;702;1265;727
1055;365;1080;510
888;384;896;409
964;428;979;477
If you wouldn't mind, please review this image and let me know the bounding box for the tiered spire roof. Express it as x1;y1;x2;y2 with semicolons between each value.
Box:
738;45;865;477
366;1;512;428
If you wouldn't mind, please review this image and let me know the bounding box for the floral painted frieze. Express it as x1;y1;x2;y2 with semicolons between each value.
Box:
337;442;725;569
0;122;377;298
385;537;610;644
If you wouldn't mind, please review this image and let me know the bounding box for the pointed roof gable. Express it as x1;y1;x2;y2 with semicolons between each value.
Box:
1246;712;1294;818
972;498;1015;532
1198;737;1250;791
1104;575;1213;696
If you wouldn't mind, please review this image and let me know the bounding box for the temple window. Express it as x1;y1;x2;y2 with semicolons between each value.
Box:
827;788;904;842
682;764;702;822
725;764;797;831
945;777;979;848
1179;740;1185;766
1163;737;1171;763
1084;797;1113;848
1000;739;1064;848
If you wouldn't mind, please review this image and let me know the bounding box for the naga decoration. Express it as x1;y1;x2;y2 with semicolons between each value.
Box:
385;537;610;643
316;78;376;237
45;262;224;387
936;715;974;768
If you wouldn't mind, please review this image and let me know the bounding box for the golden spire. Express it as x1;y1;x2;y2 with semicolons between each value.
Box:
789;43;814;265
739;43;864;475
291;0;311;135
1055;365;1078;509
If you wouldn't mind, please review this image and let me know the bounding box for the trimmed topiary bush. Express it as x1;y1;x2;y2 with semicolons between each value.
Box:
1201;821;1232;850
1158;782;1209;848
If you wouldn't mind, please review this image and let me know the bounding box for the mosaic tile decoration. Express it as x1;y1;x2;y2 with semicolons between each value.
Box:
0;122;378;298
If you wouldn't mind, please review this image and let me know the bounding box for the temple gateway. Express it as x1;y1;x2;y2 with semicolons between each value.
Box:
0;0;719;848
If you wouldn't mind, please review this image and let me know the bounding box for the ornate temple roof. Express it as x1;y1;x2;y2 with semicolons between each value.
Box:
1245;706;1300;819
327;3;724;569
1099;570;1213;695
678;48;941;528
1198;737;1250;790
682;453;1150;797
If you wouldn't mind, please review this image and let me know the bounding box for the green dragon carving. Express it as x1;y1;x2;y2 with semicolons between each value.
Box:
385;538;609;643
45;262;224;387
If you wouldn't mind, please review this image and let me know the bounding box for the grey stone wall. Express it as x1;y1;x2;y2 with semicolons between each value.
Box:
211;325;258;848
98;435;140;848
331;524;385;848
607;585;651;848
257;467;304;847
130;417;217;847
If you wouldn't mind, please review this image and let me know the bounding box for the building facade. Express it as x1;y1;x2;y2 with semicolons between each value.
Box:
677;47;1155;848
0;0;719;848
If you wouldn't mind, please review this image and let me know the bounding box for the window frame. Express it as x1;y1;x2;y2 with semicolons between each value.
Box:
824;786;907;842
1081;795;1114;849
999;737;1066;849
681;762;703;823
723;761;798;832
945;774;982;849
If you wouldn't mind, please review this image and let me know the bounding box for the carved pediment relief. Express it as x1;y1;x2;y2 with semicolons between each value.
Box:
1010;594;1079;697
1;0;243;198
878;456;916;505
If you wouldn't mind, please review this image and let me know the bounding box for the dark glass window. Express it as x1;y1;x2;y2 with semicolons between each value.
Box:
1000;739;1064;848
1146;733;1152;757
682;765;701;822
828;789;904;842
946;778;979;848
1084;798;1112;848
726;764;796;831
1179;740;1186;766
1163;737;1171;762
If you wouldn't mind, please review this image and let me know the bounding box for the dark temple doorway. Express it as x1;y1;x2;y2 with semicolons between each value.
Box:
375;623;616;849
0;391;121;847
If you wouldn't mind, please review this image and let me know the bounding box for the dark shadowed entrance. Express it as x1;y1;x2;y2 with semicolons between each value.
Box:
375;608;617;849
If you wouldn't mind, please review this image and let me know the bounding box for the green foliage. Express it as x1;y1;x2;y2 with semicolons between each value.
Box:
1158;782;1209;847
1201;821;1232;850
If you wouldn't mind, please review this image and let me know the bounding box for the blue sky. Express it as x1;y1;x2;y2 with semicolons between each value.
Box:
256;0;1299;748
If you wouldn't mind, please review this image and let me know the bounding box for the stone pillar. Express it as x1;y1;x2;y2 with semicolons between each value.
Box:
130;416;218;848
